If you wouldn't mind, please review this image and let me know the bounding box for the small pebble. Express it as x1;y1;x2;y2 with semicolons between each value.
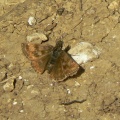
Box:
50;83;53;86
28;16;36;26
3;79;15;92
18;76;22;80
13;101;17;105
90;66;95;69
19;110;24;113
27;33;47;42
67;89;71;94
75;81;80;86
108;1;118;10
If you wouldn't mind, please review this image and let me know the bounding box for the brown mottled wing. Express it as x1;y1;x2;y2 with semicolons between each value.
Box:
50;51;79;81
22;43;53;73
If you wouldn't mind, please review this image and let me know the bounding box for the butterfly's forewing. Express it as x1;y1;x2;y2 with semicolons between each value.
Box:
50;51;79;81
22;43;53;74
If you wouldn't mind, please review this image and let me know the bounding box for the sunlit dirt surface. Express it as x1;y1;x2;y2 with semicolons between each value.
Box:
0;0;120;120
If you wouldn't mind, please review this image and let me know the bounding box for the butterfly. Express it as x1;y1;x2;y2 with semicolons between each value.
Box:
21;41;80;81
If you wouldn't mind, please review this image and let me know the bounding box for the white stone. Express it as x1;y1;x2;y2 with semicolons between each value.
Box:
67;89;71;94
13;101;17;105
18;76;22;80
69;42;100;64
28;16;36;25
75;81;80;86
90;66;95;69
27;33;47;42
19;110;24;113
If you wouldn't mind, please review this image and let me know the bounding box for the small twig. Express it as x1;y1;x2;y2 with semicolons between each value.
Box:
60;99;86;105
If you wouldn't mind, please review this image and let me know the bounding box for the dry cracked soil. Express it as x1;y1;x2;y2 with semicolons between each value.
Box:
0;0;120;120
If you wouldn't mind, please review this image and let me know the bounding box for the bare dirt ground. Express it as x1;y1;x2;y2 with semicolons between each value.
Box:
0;0;120;120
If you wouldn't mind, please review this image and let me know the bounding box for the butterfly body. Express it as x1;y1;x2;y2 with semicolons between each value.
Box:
22;41;80;81
46;41;63;73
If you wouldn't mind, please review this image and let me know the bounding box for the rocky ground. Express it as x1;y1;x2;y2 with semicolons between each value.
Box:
0;0;120;120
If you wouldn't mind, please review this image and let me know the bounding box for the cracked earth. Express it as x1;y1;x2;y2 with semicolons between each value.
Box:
0;0;120;120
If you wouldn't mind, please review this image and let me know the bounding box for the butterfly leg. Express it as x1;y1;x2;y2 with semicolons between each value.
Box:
64;45;71;52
